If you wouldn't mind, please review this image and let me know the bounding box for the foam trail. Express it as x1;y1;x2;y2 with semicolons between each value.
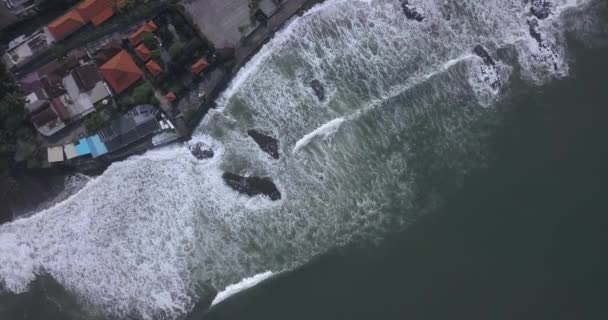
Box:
211;271;275;306
0;0;596;319
293;117;345;153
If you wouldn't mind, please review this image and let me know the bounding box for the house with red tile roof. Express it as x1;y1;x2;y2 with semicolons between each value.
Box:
46;0;116;41
191;58;209;75
47;10;86;41
128;21;158;46
145;60;162;77
100;50;143;94
135;43;151;61
77;0;114;26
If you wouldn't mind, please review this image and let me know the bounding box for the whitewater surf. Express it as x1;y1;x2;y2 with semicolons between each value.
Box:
0;0;602;319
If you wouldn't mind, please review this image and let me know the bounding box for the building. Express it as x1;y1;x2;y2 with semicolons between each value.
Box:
18;50;111;136
134;43;151;61
191;58;209;75
47;9;87;41
2;29;54;68
93;39;122;65
145;59;162;77
128;21;158;46
1;0;44;21
99;50;143;94
46;0;115;41
98;104;161;152
3;0;116;67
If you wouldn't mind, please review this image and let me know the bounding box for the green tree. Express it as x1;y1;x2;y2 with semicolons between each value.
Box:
125;0;136;10
132;83;154;105
83;112;106;134
0;94;26;156
142;32;157;49
168;41;184;59
151;49;161;61
51;45;66;59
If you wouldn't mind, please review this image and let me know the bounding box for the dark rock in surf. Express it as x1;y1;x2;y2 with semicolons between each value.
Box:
400;0;424;22
189;142;214;160
222;173;281;201
473;45;496;66
310;79;325;101
527;18;543;43
472;45;501;90
248;130;279;159
530;0;552;20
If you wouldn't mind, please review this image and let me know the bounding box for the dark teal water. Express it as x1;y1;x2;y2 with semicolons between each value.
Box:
203;32;608;320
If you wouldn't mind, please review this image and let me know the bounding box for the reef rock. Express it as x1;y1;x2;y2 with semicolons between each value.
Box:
530;0;552;20
222;173;281;201
473;45;501;90
310;79;325;101
527;18;543;43
400;0;424;22
189;142;214;160
248;130;279;159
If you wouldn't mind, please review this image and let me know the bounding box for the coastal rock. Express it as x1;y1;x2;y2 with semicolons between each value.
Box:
248;130;279;159
400;0;424;22
473;45;501;90
189;142;214;160
529;0;552;20
526;19;560;71
473;45;496;66
527;18;543;43
310;79;325;101
222;173;281;201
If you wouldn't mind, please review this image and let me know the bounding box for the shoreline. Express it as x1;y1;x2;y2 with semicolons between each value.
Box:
1;0;328;223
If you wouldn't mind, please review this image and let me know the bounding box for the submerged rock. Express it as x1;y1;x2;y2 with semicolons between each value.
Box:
400;0;424;22
310;79;325;101
473;45;496;66
248;130;279;159
530;0;552;20
222;173;281;200
189;142;214;160
527;18;543;43
473;45;501;90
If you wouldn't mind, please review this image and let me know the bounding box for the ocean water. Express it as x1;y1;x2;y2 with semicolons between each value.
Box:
1;0;606;319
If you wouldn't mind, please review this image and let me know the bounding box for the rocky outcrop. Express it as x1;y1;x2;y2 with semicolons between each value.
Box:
526;18;559;71
400;0;424;22
527;18;543;43
310;79;325;101
189;142;214;160
222;173;281;201
529;0;552;20
248;130;279;159
473;45;496;66
473;45;501;90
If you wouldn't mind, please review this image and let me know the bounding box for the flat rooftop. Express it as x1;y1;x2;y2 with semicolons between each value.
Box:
183;0;278;47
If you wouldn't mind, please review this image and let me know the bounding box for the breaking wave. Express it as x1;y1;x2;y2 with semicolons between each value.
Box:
0;0;599;319
210;271;276;306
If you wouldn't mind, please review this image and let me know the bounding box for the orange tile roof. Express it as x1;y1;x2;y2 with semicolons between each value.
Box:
164;92;176;103
77;0;114;21
100;50;143;94
128;21;158;46
47;10;86;41
191;58;209;74
135;43;151;61
91;7;114;26
145;60;162;77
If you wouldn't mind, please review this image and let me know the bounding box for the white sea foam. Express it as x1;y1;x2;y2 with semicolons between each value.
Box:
210;271;275;306
293;117;345;153
0;0;594;319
